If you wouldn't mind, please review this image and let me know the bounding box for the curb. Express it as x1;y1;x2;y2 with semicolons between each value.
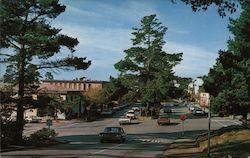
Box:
0;140;69;153
1;145;36;153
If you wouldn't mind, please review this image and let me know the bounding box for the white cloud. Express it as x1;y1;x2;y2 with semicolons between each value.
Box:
53;22;132;69
65;1;157;25
66;5;101;17
168;28;190;34
53;21;218;80
52;1;219;80
164;41;218;78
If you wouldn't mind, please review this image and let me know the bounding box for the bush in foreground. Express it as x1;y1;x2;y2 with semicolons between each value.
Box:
29;128;58;145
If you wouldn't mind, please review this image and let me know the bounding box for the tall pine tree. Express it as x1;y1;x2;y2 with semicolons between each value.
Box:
115;14;182;115
203;1;250;120
0;0;91;142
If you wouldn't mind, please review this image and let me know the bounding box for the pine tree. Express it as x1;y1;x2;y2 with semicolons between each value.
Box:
203;1;250;120
0;0;91;142
115;14;182;115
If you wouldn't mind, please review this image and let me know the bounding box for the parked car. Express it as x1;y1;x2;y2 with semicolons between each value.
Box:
99;127;126;143
118;116;131;125
189;105;196;112
125;110;136;119
161;106;172;113
157;115;170;125
193;107;207;116
30;116;42;123
132;106;140;112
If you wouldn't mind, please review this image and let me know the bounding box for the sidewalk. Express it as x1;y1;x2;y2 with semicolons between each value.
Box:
164;138;202;157
164;127;250;158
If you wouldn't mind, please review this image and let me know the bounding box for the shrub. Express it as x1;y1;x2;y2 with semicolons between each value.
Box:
1;120;24;148
29;128;58;144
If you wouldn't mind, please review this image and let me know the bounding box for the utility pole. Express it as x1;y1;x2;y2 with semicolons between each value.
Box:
199;92;211;158
191;79;196;102
207;100;211;158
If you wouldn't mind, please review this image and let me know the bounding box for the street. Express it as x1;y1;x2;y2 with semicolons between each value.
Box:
1;105;241;158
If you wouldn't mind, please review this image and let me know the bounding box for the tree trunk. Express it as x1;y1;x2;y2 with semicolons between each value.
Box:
242;111;248;126
145;103;149;117
16;49;25;143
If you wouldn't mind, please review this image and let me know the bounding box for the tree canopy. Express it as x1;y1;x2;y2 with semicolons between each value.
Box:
179;0;240;17
114;14;183;113
203;1;250;118
0;0;91;142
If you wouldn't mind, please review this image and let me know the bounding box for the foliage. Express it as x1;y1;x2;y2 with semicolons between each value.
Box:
203;1;250;118
0;85;17;118
85;89;102;105
29;128;58;144
1;121;25;147
179;0;240;17
171;77;192;99
36;94;65;118
100;76;128;103
45;72;54;80
114;14;183;114
0;0;91;141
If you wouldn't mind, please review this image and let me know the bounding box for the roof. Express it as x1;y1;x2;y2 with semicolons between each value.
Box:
38;84;81;93
42;80;109;84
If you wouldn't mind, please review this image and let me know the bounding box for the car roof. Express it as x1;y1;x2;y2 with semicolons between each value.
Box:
105;126;122;129
159;115;169;118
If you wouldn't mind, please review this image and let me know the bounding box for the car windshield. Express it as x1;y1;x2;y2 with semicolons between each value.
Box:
159;116;168;119
104;127;121;133
194;107;202;110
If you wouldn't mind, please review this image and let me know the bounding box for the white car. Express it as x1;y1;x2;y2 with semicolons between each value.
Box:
126;110;135;119
118;116;131;125
132;106;140;112
189;105;195;111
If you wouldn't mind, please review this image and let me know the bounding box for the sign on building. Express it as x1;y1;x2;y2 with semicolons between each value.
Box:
200;92;210;107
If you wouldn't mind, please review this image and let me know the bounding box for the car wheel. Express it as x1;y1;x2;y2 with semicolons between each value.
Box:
120;138;124;143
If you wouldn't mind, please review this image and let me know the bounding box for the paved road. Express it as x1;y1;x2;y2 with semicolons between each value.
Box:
1;105;241;158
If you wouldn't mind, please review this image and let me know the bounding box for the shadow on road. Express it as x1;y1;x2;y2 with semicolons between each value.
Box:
55;129;207;147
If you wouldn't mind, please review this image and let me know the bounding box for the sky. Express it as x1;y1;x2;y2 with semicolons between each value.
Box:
0;0;241;81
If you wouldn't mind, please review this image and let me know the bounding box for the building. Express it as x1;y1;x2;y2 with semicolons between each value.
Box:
1;79;109;120
41;79;108;92
38;79;109;119
187;78;204;102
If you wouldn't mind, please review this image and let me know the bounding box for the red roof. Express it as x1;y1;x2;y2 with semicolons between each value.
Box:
42;80;109;84
38;83;81;93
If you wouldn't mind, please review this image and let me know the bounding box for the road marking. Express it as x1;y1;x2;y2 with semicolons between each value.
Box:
212;120;228;127
212;119;242;126
93;144;123;154
57;122;79;129
227;120;241;125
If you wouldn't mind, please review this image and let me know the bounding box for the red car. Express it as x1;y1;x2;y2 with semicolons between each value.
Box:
157;115;170;125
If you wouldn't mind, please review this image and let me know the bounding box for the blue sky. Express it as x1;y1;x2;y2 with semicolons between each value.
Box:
0;0;240;81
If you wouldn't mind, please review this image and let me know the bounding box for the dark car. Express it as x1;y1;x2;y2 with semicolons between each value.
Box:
193;107;207;117
157;115;170;125
162;106;172;113
99;127;126;143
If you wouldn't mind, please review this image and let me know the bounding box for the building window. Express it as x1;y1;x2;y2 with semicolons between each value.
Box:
84;84;86;90
88;84;91;89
